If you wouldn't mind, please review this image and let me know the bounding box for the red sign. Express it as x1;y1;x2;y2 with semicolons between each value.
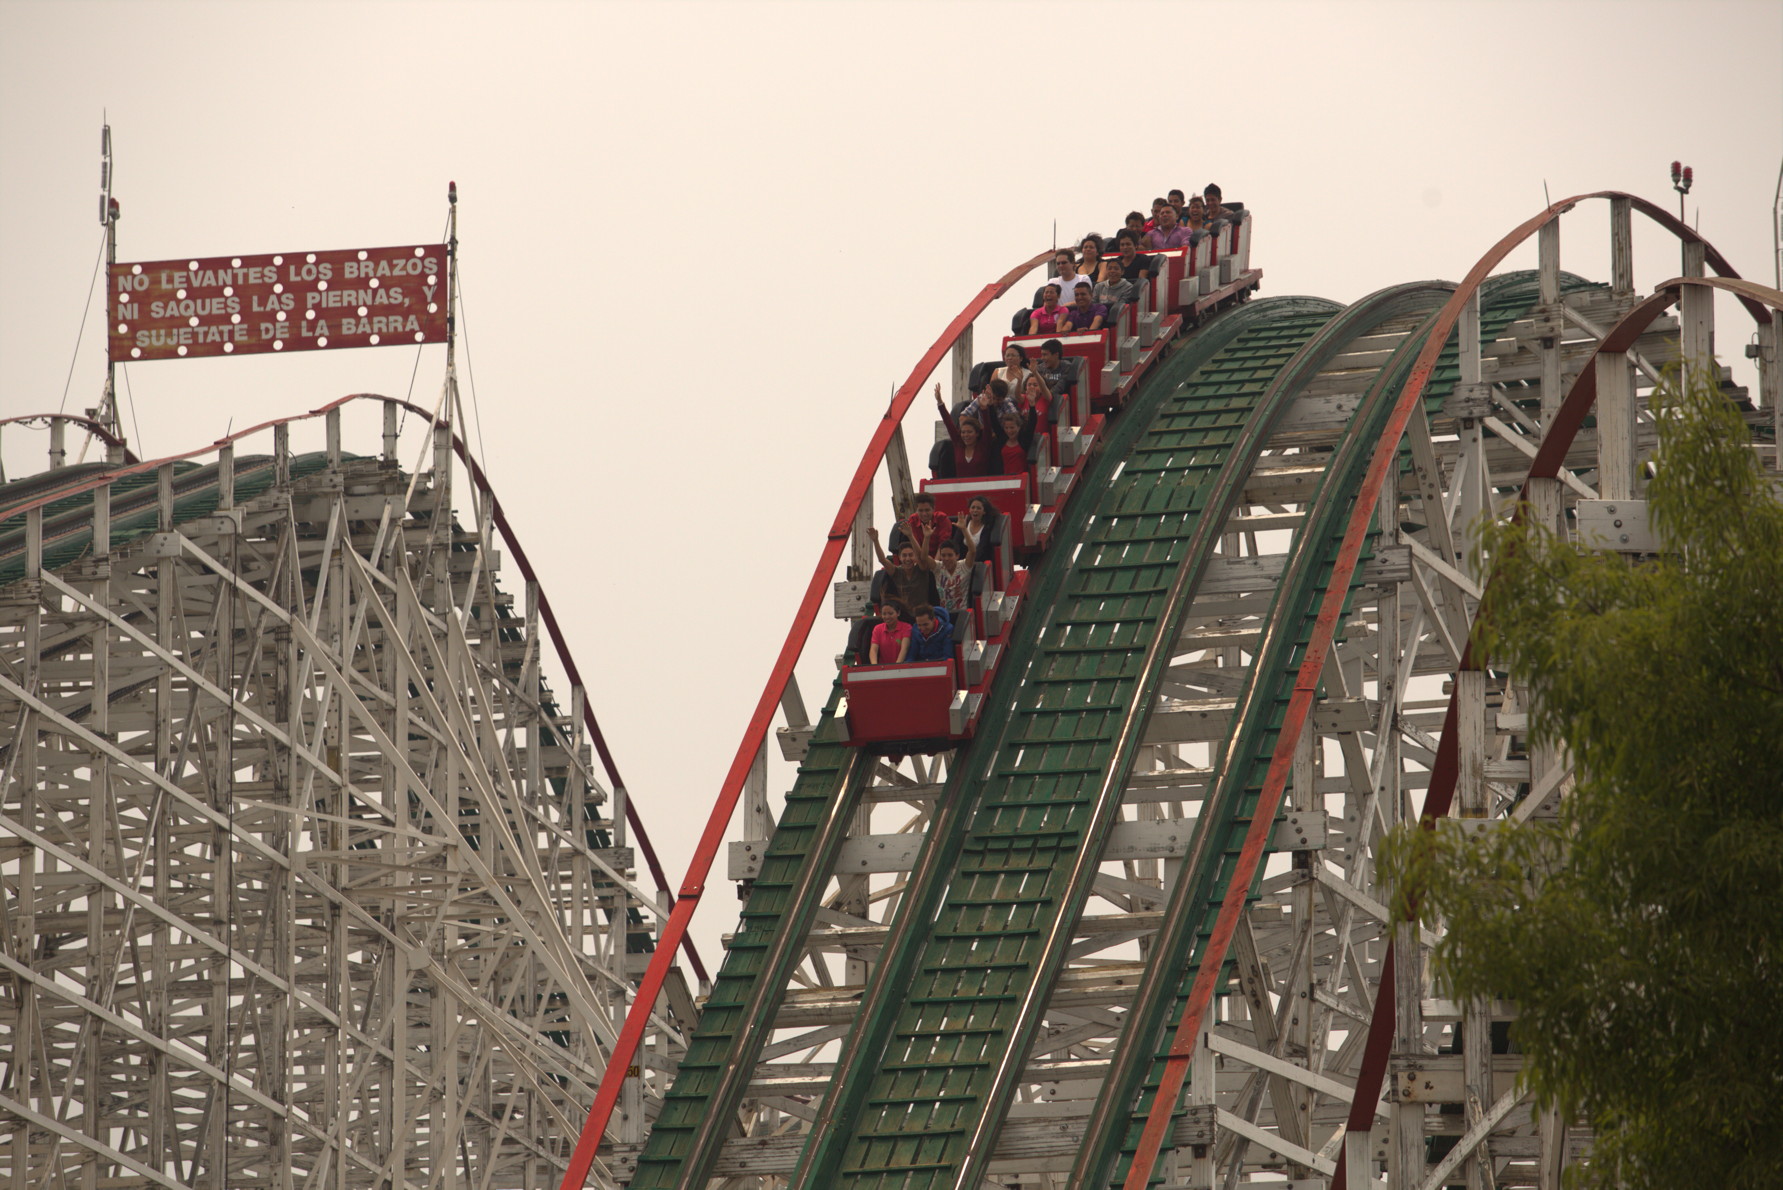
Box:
108;244;448;361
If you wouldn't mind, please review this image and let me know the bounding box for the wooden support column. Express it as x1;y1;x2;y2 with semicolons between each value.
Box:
841;796;872;985
81;479;111;1190
1537;1105;1569;1190
49;419;66;469
850;479;874;581
1679;242;1714;389
383;399;400;461
144;461;181;1181
1184;1001;1217;1190
1609;197;1634;298
1391;916;1426;1190
1523;478;1567;820
1459;290;1482;388
1289;727;1319;1169
884;422;915;519
273;422;290;490
1595;350;1639;500
1758;318;1782;466
13;508;44;1190
1538;221;1564;428
743;743;771;844
950;325;974;409
1456;668;1492;1188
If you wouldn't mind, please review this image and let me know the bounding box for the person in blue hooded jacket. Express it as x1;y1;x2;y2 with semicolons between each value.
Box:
906;604;955;662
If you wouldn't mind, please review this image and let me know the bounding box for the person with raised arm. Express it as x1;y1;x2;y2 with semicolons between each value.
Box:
995;402;1039;480
906;528;977;646
890;490;960;558
868;525;940;622
934;382;999;477
917;532;977;622
1013;372;1053;423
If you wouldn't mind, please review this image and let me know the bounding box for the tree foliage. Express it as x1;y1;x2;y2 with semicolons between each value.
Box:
1382;368;1783;1190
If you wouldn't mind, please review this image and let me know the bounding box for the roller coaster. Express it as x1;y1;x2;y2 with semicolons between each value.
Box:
2;193;1780;1190
567;193;1780;1190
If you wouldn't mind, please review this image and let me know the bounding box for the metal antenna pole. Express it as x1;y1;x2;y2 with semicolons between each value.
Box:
98;123;121;446
445;181;462;430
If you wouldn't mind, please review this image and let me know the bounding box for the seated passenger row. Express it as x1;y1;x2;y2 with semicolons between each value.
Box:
855;182;1249;670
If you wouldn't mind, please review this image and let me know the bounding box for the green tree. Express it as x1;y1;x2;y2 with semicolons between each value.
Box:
1383;367;1783;1190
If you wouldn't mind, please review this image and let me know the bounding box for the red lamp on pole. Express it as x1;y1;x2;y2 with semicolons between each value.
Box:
1671;160;1693;223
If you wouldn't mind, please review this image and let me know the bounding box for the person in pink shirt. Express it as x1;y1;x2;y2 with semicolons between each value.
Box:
868;601;911;665
1027;283;1068;334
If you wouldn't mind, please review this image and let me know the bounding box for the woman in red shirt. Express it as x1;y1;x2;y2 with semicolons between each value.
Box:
997;406;1036;479
935;384;998;477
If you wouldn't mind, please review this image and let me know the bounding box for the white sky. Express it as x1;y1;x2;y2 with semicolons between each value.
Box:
3;0;1780;966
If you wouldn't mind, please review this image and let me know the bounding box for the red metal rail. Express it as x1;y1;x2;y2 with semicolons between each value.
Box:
0;394;699;978
1124;192;1772;1190
555;247;1054;1190
1323;272;1780;1190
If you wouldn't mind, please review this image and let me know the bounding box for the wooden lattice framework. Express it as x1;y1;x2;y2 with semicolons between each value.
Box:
0;401;694;1190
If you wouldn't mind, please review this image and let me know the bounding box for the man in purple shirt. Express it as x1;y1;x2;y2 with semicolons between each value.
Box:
1060;281;1109;332
1142;202;1196;251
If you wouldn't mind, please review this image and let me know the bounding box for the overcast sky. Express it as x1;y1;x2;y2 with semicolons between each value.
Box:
3;0;1779;965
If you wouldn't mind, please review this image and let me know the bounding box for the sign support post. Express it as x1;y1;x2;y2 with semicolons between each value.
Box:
97;124;122;452
445;182;462;430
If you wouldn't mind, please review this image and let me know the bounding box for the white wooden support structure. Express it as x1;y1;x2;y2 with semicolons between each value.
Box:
1538;220;1564;427
1679;240;1713;388
1595;347;1639;500
884;422;916;519
950;325;974;409
1758;317;1782;463
0;407;693;1190
1609;197;1634;298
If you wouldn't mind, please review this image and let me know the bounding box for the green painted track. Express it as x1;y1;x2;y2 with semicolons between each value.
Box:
630;274;1608;1190
788;297;1349;1190
1079;272;1602;1189
630;686;868;1189
0;453;336;585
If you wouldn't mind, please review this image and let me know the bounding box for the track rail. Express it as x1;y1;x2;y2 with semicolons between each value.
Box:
784;298;1336;1190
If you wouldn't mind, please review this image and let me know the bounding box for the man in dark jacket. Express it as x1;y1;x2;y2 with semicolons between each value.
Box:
907;604;955;662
